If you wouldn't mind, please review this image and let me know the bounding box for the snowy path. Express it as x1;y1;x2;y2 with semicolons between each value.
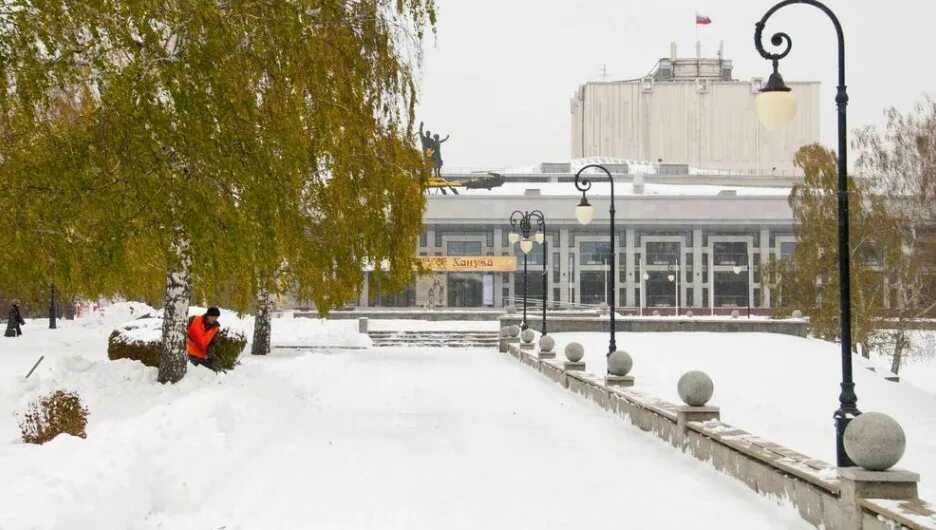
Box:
1;328;807;529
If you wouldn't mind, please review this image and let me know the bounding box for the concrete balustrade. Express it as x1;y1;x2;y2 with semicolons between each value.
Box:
501;340;936;530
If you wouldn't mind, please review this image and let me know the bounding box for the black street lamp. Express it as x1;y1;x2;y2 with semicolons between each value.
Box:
48;282;57;330
573;164;617;360
509;210;548;334
754;0;859;467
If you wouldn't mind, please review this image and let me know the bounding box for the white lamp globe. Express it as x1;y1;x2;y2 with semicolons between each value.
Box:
732;266;742;275
508;232;520;244
756;90;797;129
575;203;595;225
534;231;545;244
520;239;534;254
668;274;675;282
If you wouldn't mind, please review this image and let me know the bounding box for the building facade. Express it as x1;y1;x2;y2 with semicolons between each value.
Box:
570;44;820;174
360;163;800;314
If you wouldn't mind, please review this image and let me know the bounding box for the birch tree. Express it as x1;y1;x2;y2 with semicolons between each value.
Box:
0;0;435;378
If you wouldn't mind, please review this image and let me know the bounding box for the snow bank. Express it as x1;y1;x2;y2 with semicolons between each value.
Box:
270;318;371;349
75;301;158;329
0;324;808;529
548;331;936;501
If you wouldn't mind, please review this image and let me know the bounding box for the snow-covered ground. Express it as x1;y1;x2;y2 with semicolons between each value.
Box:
0;315;811;528
547;331;936;501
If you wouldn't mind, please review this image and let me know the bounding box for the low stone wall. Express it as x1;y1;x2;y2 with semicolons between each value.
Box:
500;315;808;337
504;343;936;529
297;310;502;321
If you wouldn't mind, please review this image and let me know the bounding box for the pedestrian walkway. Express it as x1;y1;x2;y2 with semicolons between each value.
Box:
145;347;808;528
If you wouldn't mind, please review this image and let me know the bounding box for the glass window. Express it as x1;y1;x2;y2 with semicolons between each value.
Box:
713;242;748;266
552;252;560;281
580;271;608;306
419;232;427;247
513;270;546;303
579;241;612;265
447;273;484;307
515;246;545;265
447;241;482;256
645;242;680;266
645;271;678;307
780;242;796;261
714;270;749;307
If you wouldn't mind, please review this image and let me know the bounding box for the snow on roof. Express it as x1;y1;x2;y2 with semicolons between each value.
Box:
454;181;792;198
485;157;758;177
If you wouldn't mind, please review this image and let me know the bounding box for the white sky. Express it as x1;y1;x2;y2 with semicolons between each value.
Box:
415;0;936;170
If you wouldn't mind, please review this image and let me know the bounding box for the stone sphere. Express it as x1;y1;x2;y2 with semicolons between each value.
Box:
731;309;740;318
507;325;521;338
844;412;906;471
500;326;510;337
685;310;694;317
564;342;585;362
677;371;714;407
539;335;555;352
598;302;609;315
521;328;535;344
652;310;661;317
791;309;804;319
608;350;633;376
506;304;518;315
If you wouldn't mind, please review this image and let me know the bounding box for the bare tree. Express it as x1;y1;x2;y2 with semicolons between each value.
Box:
855;96;936;373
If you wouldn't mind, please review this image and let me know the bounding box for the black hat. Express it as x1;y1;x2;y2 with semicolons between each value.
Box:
206;307;221;317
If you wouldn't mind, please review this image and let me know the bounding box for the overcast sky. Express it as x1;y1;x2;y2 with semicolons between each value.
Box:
415;0;936;170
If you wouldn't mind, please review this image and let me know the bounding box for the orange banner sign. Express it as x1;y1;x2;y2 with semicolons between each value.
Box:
417;256;517;272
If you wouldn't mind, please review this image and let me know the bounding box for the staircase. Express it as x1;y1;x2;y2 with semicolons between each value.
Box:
368;330;500;348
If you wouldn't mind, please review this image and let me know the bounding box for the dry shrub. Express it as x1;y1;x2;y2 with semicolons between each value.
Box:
19;390;89;444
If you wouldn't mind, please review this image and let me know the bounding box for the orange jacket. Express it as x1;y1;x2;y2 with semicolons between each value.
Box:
186;315;220;360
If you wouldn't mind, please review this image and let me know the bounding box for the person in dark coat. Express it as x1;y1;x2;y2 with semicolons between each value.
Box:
4;300;25;337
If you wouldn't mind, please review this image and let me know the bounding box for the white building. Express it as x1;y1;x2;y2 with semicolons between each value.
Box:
570;43;820;174
361;159;799;315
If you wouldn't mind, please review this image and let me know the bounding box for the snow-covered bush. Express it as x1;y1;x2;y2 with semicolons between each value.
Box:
108;313;247;370
18;390;89;444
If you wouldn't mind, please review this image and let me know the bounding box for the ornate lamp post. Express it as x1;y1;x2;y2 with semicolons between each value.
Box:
754;0;859;467
48;282;57;329
573;164;617;358
509;210;548;334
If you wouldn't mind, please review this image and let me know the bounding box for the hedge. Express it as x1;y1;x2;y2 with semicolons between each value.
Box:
108;318;247;371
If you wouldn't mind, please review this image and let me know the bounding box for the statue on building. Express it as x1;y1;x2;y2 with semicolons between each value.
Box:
419;122;449;177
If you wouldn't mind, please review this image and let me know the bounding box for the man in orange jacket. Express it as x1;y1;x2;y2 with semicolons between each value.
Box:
187;306;221;371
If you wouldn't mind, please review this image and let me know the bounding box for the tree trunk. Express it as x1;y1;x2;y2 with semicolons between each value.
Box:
251;286;273;356
158;232;192;384
890;332;906;376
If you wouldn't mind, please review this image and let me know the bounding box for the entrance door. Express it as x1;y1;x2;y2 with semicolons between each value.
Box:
447;273;484;307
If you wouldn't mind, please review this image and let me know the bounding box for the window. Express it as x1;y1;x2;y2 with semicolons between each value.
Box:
780;242;796;261
553;252;560;281
515;246;545;265
579;241;612;265
645;242;680;266
857;242;883;267
419;232;427;247
447;241;482;256
713;242;748;266
580;271;609;305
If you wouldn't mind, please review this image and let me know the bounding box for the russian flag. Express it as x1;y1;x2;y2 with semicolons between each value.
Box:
696;14;712;25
